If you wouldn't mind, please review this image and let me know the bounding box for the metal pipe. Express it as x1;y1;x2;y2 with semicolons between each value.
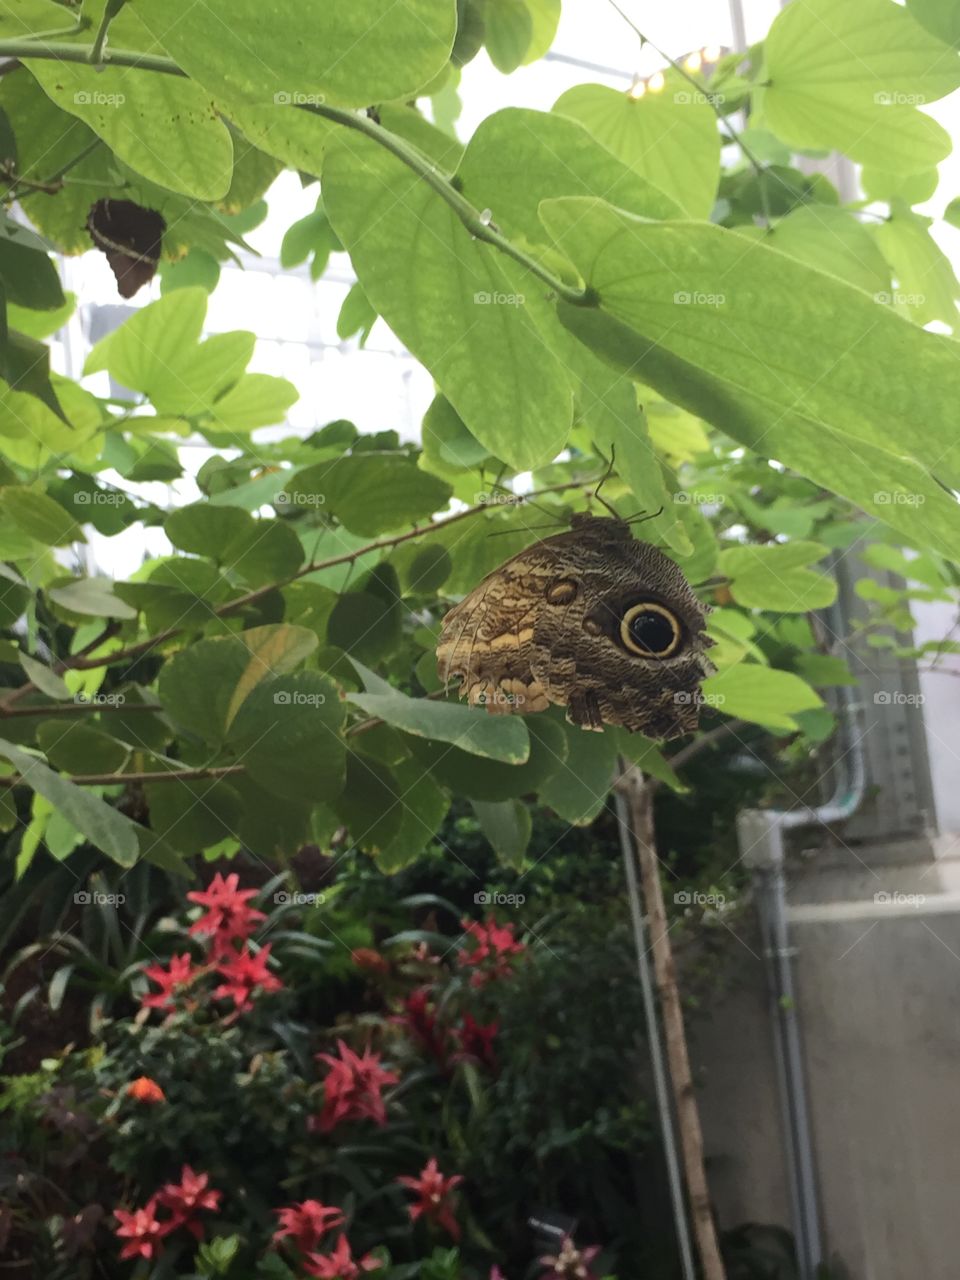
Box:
737;664;868;1279
616;788;697;1280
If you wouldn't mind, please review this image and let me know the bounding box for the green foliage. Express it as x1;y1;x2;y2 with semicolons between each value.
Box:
0;0;954;1020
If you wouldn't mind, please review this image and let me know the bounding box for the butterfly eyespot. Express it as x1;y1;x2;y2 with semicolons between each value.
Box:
545;578;579;605
620;603;682;658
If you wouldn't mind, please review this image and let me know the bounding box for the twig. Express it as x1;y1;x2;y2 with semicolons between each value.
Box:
0;764;245;788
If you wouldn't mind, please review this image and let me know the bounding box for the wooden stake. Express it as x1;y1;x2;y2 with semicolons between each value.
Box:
618;763;727;1280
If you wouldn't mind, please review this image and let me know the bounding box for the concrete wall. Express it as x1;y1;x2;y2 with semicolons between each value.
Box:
692;842;960;1280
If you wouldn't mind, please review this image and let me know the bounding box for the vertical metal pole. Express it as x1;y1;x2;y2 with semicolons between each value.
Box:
615;789;697;1280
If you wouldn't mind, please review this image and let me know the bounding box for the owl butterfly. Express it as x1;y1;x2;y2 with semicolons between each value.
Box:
436;513;714;740
86;198;166;299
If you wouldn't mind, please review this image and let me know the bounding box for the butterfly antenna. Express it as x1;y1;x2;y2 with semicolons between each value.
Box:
624;506;665;527
588;445;626;521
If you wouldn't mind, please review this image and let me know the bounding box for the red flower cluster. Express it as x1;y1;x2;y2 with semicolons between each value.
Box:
314;1039;399;1132
113;1166;220;1261
273;1199;379;1277
458;915;526;986
303;1233;381;1278
188;871;266;953
273;1198;345;1251
141;874;282;1015
393;987;499;1074
396;1157;463;1241
126;1075;166;1104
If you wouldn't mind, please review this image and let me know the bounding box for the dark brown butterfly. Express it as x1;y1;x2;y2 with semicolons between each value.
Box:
86;199;165;298
436;513;713;740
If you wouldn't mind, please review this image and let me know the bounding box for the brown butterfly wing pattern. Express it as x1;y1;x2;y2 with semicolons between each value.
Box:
86;199;166;299
437;514;713;740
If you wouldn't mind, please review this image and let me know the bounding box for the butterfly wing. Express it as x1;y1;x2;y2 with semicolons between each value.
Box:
436;540;562;716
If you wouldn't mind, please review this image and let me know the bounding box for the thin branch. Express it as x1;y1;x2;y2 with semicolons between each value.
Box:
0;38;593;306
0;477;600;698
0;700;163;719
0;764;245;788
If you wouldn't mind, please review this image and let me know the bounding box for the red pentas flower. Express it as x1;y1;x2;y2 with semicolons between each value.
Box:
141;952;196;1011
114;1197;171;1261
452;1013;498;1071
273;1200;346;1251
212;943;283;1011
393;987;450;1067
351;947;389;975
396;1157;463;1241
303;1232;381;1278
314;1040;399;1132
157;1165;221;1224
187;872;265;948
538;1235;601;1280
126;1075;166;1104
458;916;526;985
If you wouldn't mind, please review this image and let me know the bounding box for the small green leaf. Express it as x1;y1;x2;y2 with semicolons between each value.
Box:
539;718;618;823
47;578;138;620
701;664;823;732
0;737;140;865
287;453;452;537
719;542;838;612
348;659;529;763
472;797;531;867
19;651;70;700
0;487;83;545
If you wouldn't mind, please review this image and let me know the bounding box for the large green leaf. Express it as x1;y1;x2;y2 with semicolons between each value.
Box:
286;453;452;536
907;0;960;47
763;206;891;295
553;76;720;218
348;659;530;763
0;0;73;35
0;236;65;311
136;0;456;109
84;288;207;396
0;737;140;865
24;61;234;201
165;503;305;587
323;131;573;469
158;626;320;741
542;198;960;561
228;671;346;803
757;0;960;172
410;715;565;800
719;543;838;612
